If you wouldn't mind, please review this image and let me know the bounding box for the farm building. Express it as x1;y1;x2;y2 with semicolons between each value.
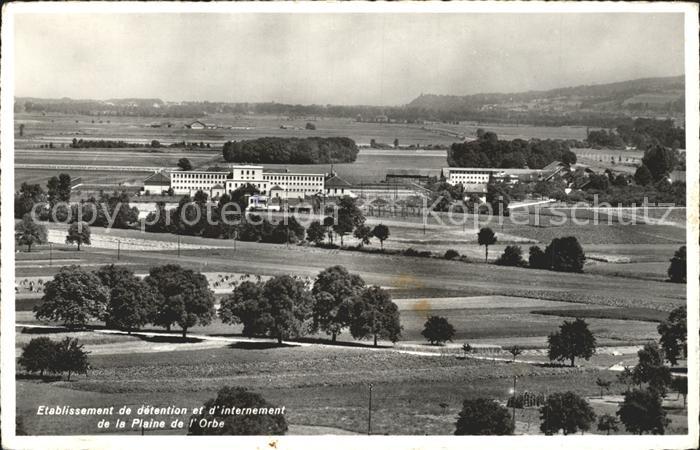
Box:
324;175;354;198
143;171;171;195
185;120;217;130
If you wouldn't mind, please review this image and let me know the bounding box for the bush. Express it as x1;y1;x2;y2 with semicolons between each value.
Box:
403;248;431;258
455;398;514;435
495;245;525;267
444;249;460;260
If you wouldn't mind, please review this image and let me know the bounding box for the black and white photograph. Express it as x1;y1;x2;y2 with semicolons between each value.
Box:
1;2;698;449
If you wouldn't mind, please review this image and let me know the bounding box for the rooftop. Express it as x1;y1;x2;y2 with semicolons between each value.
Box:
325;175;352;187
144;171;171;184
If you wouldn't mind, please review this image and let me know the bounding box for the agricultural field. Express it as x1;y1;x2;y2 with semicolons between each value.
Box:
15;332;688;436
15;113;590;148
12;112;689;437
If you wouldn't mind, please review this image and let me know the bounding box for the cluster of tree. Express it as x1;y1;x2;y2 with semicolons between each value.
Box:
33;264;215;338
145;188;246;238
309;197;368;247
71;191;140;229
222;137;358;164
528;237;586;272
455;306;686;436
454;391;597;436
15;174;71;219
70;138;156;149
633;145;679;185
307;219;390;250
18;337;89;381
219;266;401;346
15;176;143;230
572;179;685;207
447;132;577;169
238;215;306;244
587;118;685;150
188;386;287;435
490;236;585;273
586;129;625;148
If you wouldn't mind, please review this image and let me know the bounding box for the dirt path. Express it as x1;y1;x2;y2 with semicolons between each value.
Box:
15;323;643;372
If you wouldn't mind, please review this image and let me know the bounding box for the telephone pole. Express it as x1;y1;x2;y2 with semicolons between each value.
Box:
511;375;517;428
367;383;373;435
117;240;121;261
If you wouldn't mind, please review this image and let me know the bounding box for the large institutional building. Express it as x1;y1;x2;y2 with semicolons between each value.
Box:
146;164;352;202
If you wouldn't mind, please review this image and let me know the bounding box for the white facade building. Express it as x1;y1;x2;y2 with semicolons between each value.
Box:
442;168;506;186
170;170;229;196
168;164;326;200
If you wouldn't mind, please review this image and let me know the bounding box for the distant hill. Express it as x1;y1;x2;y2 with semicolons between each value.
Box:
15;75;685;128
407;76;685;114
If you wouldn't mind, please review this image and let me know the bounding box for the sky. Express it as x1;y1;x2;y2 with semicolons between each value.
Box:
14;12;685;106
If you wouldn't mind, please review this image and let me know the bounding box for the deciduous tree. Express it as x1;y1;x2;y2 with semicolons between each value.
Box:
349;286;401;346
547;318;596;367
617;388;668;434
631;342;671;396
53;337;90;381
353;224;372;247
107;276;159;334
539;392;595;435
657;306;686;365
597;414;619;435
177;158;193;171
34;265;110;328
544;236;586;272
65;222;91;251
667;245;686;283
15;213;47;252
311;266;365;342
145;264;216;338
477;227;497;263
306;220;326;245
18;337;56;377
421;316;455;346
372;224;390;250
495;245;525;267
